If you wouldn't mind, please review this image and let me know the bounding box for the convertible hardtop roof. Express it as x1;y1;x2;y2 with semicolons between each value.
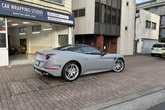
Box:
68;44;89;47
53;44;91;50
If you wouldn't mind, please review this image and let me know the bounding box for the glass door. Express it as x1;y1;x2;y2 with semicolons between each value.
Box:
0;17;8;66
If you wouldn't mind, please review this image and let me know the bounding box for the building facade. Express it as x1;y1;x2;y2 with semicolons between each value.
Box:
136;9;160;54
0;0;74;66
72;0;136;55
137;0;165;42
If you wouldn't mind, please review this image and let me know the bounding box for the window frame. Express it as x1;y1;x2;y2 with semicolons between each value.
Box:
95;2;100;22
58;34;68;46
41;0;64;5
79;9;85;17
152;22;156;30
19;27;26;35
0;33;6;48
146;20;151;29
73;8;86;18
73;10;78;17
32;25;41;32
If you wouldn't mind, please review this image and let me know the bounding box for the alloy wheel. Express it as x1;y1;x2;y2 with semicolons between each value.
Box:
114;59;124;72
63;62;80;81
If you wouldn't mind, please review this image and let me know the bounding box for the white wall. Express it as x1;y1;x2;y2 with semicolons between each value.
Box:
136;9;160;53
0;49;9;66
8;24;70;54
72;0;95;34
118;0;136;55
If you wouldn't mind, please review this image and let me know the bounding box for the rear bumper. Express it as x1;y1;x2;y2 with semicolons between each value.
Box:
151;53;162;56
33;64;62;77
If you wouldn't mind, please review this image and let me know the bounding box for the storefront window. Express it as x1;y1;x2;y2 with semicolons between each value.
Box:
0;17;6;32
42;0;64;4
0;33;6;47
0;17;6;48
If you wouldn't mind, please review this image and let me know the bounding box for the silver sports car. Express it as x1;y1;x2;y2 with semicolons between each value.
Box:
33;44;125;81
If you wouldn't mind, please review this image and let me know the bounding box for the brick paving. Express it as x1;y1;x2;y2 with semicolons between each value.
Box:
0;55;165;110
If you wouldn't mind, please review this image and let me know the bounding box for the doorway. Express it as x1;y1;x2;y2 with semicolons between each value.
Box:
103;37;110;52
7;17;57;65
20;39;27;54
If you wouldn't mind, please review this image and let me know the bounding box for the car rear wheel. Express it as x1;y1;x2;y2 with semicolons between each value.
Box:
113;59;125;73
62;62;80;81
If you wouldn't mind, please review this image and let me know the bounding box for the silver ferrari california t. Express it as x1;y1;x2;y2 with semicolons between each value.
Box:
33;44;125;81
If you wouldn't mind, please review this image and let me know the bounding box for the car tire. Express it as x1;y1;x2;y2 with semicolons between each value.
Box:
113;59;125;73
62;62;80;81
151;53;155;57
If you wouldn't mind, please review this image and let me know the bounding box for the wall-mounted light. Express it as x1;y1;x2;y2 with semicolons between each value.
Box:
7;20;11;22
23;22;30;24
43;28;52;31
11;23;19;26
19;33;26;35
32;32;40;34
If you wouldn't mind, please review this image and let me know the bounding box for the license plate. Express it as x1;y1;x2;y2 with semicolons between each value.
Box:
35;60;40;66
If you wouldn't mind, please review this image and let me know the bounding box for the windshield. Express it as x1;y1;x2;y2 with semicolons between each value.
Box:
153;44;165;48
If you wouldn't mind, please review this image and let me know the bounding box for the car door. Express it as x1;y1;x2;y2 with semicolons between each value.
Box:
81;46;114;71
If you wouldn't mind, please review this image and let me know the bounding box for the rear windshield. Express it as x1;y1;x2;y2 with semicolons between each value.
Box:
152;44;165;48
53;45;76;51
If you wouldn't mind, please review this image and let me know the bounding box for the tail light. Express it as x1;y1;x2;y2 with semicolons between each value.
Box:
45;54;54;60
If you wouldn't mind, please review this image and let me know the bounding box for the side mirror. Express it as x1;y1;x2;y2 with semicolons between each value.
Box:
101;52;106;56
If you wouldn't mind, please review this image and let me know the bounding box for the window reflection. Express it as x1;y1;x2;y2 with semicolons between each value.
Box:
43;0;64;4
160;15;165;27
0;33;6;47
160;28;165;38
0;17;6;32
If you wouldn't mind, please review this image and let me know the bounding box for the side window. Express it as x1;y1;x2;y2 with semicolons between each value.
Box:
74;48;83;53
81;46;101;54
73;10;78;17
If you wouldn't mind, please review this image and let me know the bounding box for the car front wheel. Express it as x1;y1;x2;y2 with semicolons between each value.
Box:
151;53;155;56
62;62;80;81
113;59;125;73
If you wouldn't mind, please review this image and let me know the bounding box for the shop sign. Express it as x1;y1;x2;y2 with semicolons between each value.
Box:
0;0;74;26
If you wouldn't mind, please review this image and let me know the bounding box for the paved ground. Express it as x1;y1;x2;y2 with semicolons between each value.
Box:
0;55;165;110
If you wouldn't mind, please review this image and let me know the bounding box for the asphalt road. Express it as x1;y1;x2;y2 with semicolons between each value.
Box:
147;101;165;110
83;87;165;110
